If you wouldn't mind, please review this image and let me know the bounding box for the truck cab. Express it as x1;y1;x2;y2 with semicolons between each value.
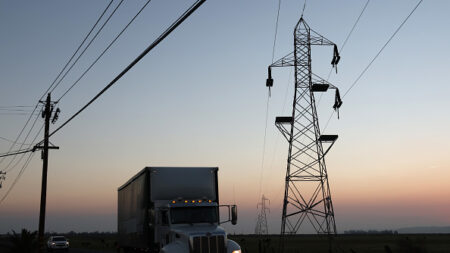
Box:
118;167;241;253
157;201;239;252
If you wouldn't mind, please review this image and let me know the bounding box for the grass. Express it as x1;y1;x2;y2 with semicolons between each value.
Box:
229;234;450;253
64;234;117;252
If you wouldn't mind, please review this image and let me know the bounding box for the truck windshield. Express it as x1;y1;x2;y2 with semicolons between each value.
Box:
170;206;218;224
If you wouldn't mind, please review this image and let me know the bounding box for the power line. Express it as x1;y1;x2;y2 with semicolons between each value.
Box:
2;113;41;172
0;136;32;145
0;149;33;159
340;0;370;54
260;0;284;200
321;0;370;99
301;0;307;17
0;152;36;205
0;1;114;167
0;108;35;112
56;0;150;102
0;0;206;206
39;0;114;101
258;94;270;200
0;112;40;116
271;0;282;63
0;104;41;165
46;0;206;140
343;0;423;98
49;0;123;97
322;0;423;133
0;106;34;108
6;123;44;173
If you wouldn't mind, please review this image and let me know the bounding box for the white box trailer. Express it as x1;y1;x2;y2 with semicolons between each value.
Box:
118;167;240;253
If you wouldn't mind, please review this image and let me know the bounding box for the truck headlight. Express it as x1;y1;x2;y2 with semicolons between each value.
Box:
232;250;241;253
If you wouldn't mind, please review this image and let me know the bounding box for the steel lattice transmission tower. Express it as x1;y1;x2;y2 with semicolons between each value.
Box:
255;195;270;235
266;17;342;236
0;171;5;188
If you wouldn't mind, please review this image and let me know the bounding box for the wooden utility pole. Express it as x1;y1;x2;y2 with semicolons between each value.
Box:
37;93;59;253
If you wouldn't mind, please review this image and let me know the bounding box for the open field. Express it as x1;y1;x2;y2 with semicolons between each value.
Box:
230;234;450;253
1;233;449;252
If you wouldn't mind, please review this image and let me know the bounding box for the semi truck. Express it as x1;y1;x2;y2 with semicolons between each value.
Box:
117;167;241;253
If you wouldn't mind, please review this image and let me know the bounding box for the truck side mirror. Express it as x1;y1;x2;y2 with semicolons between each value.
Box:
231;205;237;225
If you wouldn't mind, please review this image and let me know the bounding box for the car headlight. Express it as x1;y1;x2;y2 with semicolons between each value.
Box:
232;250;241;253
51;242;56;245
66;242;69;245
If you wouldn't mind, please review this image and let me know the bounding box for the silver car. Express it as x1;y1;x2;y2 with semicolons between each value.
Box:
47;236;69;251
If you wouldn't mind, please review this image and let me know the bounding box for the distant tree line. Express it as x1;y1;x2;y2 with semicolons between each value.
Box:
49;231;117;236
343;229;398;235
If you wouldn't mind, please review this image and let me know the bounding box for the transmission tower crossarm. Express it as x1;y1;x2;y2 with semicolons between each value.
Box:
270;51;296;67
295;18;335;46
308;28;335;46
275;116;293;142
311;73;339;90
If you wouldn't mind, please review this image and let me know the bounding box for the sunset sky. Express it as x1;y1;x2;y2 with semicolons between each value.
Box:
1;0;449;234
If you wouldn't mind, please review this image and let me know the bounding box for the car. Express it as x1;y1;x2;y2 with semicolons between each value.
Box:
47;236;69;251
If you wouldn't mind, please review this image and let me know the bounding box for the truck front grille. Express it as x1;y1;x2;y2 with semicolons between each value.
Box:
192;235;225;253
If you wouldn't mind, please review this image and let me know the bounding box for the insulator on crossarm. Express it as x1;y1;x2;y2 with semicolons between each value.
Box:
266;67;273;97
331;44;341;73
333;89;343;119
52;108;60;124
266;67;273;88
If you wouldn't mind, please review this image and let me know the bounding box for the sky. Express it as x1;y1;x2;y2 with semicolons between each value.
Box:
0;0;449;234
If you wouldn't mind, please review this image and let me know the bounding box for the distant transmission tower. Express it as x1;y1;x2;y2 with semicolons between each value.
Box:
0;171;5;188
266;17;342;237
255;195;270;235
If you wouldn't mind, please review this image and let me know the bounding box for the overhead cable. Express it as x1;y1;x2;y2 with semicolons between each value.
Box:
0;0;114;166
324;0;370;82
49;0;123;96
57;0;151;102
47;0;206;139
342;0;423;98
271;0;282;63
0;105;41;165
39;0;114;100
0;136;32;145
6;123;44;173
0;148;33;159
0;152;36;205
1;113;40;171
322;0;423;133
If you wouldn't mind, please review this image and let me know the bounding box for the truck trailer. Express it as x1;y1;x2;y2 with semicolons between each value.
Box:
118;167;241;253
